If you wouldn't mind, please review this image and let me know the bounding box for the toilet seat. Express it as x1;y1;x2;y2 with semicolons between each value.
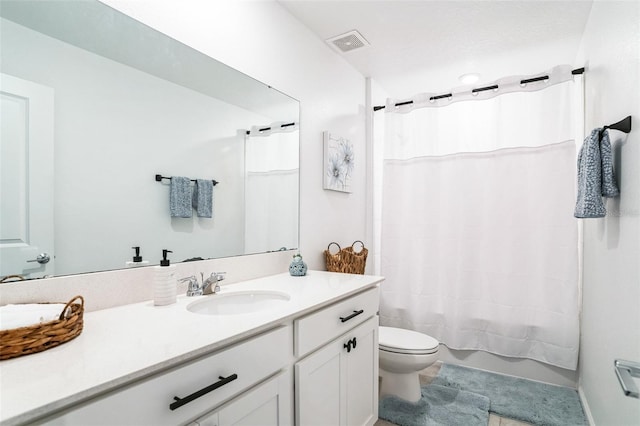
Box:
379;326;439;355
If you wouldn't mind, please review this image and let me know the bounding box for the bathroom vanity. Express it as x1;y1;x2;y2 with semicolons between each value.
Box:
0;271;382;426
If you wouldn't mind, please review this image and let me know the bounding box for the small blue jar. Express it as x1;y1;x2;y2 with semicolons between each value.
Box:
289;254;307;276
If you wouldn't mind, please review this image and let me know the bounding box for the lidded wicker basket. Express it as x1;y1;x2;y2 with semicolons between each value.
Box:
324;241;368;275
0;295;84;361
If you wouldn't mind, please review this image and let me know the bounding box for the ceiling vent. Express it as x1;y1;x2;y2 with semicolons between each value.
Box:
326;30;369;53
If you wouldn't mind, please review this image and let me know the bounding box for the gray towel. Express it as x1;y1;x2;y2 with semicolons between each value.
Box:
574;129;619;218
600;129;620;197
170;176;192;218
192;179;213;218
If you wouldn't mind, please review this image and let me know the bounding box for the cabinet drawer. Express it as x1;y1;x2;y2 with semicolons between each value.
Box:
41;326;291;426
294;286;379;357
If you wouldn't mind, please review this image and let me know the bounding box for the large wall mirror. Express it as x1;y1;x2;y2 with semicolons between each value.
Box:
0;0;299;280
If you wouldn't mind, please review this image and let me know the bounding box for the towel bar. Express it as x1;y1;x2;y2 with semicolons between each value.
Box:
155;174;218;186
603;116;632;135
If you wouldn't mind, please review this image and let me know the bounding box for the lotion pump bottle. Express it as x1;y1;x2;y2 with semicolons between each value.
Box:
154;249;176;306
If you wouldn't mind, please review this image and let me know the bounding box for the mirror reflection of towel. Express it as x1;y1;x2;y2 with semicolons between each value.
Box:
170;176;192;218
193;179;213;218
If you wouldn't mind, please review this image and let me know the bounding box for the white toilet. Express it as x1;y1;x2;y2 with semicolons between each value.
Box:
378;326;440;402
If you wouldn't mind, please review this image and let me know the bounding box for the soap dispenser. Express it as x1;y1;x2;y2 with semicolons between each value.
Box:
126;246;149;268
154;249;176;306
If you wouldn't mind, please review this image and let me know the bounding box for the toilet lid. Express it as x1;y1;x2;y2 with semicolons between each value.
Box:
379;326;439;354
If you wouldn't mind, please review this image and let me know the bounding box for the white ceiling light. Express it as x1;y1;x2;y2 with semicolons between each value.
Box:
459;73;480;85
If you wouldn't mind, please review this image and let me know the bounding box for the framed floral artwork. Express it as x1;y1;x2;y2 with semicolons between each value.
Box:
323;131;354;193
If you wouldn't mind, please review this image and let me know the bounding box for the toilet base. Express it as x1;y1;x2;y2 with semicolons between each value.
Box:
379;368;422;402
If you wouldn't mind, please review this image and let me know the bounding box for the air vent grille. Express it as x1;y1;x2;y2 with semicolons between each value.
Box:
326;30;369;53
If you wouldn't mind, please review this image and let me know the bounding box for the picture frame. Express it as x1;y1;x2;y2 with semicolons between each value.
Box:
323;131;354;193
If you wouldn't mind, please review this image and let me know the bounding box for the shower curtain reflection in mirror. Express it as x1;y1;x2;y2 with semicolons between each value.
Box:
244;126;299;254
377;76;583;370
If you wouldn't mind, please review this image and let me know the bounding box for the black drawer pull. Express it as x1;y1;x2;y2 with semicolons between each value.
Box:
169;373;238;411
340;309;364;323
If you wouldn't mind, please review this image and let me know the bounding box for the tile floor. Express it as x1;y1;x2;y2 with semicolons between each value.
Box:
375;362;532;426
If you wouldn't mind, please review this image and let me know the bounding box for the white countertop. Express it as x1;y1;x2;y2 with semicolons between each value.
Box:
0;271;382;425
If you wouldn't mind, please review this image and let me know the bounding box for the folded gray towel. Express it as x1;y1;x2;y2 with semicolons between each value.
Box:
170;176;192;218
574;129;619;218
192;179;213;218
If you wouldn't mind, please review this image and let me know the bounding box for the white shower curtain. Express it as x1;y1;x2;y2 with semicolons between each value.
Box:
378;69;582;370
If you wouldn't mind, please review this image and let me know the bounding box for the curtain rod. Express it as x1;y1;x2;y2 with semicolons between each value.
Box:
245;122;296;135
373;67;585;111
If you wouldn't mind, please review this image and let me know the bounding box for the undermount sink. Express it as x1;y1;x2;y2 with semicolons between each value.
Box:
186;290;291;315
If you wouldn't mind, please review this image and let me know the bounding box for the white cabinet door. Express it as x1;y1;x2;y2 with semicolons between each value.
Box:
193;371;292;426
0;73;55;279
345;317;378;426
295;316;378;426
295;335;343;426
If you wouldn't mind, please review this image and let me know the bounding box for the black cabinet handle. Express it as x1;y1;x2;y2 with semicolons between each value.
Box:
339;309;364;323
351;337;357;349
170;373;238;411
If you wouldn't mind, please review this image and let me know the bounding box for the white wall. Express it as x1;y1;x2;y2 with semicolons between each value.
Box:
102;0;368;271
574;1;640;424
368;78;388;276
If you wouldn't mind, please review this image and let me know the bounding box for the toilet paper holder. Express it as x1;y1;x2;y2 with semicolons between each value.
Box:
614;359;640;399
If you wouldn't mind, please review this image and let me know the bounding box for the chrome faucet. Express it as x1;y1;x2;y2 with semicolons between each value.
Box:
180;272;226;296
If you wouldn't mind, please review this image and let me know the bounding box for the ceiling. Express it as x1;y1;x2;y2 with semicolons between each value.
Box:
278;1;594;98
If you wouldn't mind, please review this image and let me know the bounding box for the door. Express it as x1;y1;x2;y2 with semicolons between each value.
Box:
0;73;54;279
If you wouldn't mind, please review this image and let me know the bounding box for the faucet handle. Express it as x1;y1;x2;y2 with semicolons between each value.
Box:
201;272;225;295
180;275;203;296
214;273;226;294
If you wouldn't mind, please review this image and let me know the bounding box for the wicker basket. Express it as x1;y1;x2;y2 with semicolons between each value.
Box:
324;241;368;275
0;295;84;361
